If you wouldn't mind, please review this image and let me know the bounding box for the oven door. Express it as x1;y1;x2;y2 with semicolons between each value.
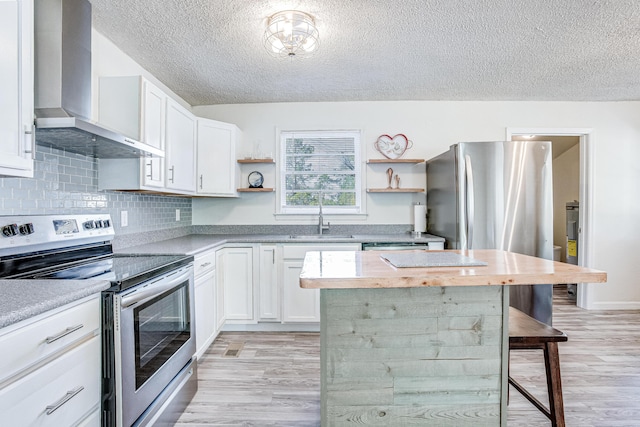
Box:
115;264;195;427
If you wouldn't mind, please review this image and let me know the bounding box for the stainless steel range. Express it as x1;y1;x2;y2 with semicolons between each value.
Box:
0;214;197;426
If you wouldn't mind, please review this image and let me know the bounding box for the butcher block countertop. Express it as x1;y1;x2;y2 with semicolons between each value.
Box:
300;249;607;289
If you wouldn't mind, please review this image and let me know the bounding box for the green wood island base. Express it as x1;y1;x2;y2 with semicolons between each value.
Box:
320;286;508;426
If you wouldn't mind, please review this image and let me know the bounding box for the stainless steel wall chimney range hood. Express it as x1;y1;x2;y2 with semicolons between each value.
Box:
34;0;163;159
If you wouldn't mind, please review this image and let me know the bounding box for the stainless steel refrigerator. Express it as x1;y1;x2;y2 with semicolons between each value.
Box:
426;141;554;324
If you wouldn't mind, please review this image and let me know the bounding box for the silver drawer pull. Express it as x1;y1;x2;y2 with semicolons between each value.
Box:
45;324;84;344
200;261;212;268
45;386;84;415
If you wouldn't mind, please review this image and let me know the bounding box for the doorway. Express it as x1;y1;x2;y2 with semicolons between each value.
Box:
506;128;594;309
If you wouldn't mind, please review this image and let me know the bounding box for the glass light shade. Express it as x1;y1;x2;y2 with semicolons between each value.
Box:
264;10;319;58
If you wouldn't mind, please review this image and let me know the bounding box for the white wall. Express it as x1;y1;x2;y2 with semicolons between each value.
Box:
194;100;640;310
88;28;640;310
553;144;580;262
91;30;191;120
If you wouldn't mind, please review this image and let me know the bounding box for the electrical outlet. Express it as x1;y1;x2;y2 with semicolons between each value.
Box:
121;210;128;227
176;209;180;221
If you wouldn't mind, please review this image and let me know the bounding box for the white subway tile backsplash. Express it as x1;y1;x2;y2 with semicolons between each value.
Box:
0;145;192;235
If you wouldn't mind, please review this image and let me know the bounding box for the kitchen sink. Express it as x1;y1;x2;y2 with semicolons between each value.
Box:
289;235;355;239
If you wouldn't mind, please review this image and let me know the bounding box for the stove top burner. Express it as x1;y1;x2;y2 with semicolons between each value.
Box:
31;254;193;290
0;214;192;291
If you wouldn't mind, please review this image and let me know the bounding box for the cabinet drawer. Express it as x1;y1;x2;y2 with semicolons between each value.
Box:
194;250;216;277
282;244;360;259
0;336;101;426
0;297;100;385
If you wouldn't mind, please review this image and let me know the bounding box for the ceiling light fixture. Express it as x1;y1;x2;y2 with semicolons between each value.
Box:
264;10;319;58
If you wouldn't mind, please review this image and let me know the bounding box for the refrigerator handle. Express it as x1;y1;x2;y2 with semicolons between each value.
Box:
464;155;475;248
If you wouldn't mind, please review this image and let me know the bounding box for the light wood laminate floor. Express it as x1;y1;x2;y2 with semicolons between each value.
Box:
176;286;640;426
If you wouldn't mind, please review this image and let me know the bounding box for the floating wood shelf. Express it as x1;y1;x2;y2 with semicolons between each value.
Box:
237;158;275;164
237;188;275;192
367;188;424;193
367;159;424;164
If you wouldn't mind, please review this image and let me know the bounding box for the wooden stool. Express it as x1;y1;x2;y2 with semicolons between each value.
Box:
508;307;568;427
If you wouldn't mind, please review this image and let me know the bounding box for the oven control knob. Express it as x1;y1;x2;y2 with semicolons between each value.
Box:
83;220;95;229
2;224;18;237
18;223;34;235
95;220;103;228
103;219;111;228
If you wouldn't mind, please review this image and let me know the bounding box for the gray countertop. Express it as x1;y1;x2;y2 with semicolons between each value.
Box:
0;280;111;329
1;232;444;330
116;233;445;256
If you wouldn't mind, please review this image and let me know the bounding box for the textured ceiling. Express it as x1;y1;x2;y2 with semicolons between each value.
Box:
88;0;640;106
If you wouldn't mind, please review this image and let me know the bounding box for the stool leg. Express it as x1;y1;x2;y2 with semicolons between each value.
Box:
544;342;565;427
507;349;510;405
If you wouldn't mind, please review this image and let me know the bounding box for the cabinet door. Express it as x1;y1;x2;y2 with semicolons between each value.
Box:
142;80;165;150
259;245;279;320
283;260;320;322
281;244;360;323
165;99;195;193
0;336;101;427
215;250;226;331
0;0;33;177
141;80;165;188
223;247;254;321
194;269;216;359
196;119;238;196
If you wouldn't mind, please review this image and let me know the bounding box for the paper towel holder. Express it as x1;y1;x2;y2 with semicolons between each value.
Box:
412;202;427;237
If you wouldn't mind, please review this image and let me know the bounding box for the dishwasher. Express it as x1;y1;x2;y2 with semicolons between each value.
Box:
362;242;434;251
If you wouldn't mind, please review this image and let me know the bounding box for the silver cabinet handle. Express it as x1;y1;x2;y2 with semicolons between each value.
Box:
24;123;35;159
45;386;84;415
146;160;153;179
169;166;175;183
200;174;203;189
200;261;212;268
45;324;84;344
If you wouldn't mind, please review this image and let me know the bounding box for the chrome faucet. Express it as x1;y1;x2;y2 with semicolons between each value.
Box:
318;192;330;235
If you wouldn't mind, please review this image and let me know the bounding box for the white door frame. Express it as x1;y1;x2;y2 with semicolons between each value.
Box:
506;127;594;309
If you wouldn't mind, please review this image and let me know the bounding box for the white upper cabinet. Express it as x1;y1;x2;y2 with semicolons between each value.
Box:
165;98;196;194
98;76;166;150
98;76;166;188
0;0;34;178
196;118;240;196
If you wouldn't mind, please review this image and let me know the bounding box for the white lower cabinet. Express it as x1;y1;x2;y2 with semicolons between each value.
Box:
0;295;102;427
221;246;255;322
215;249;226;332
258;244;279;321
194;249;217;359
282;259;318;322
281;244;360;323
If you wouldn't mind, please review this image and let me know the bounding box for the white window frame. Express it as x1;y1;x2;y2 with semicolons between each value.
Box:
278;129;362;215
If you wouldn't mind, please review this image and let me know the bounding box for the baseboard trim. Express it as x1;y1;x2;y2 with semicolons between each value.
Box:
222;322;320;332
585;301;640;310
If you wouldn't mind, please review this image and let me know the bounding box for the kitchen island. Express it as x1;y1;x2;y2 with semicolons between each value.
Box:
299;249;606;426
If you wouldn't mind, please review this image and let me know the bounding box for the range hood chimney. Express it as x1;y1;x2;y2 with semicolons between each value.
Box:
34;0;163;158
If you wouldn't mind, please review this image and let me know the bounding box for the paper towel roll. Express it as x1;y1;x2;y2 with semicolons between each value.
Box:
413;203;426;232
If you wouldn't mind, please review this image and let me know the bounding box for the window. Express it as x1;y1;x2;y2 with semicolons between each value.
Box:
279;130;361;214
